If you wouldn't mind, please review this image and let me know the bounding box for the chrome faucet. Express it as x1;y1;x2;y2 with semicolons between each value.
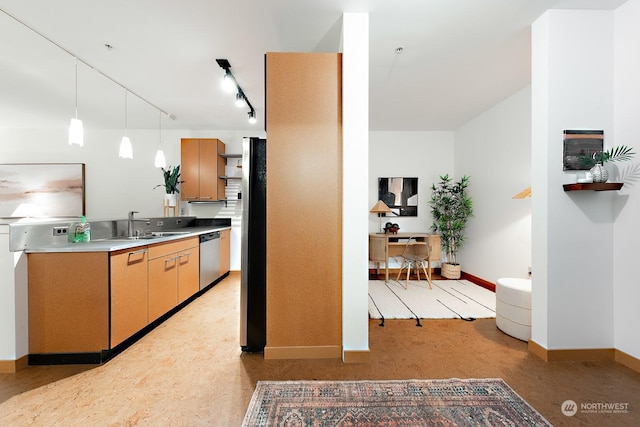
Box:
127;211;139;238
127;211;151;238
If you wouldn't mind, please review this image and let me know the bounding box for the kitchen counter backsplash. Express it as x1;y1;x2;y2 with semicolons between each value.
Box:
9;216;231;252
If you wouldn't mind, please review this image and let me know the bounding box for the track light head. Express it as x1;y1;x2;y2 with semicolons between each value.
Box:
222;71;236;92
235;92;246;108
216;58;255;124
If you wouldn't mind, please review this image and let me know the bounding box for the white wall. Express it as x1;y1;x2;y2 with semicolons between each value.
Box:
455;87;532;283
532;10;615;350
369;131;454;240
342;12;370;358
613;0;640;359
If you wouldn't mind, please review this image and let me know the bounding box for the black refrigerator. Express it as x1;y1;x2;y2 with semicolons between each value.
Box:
240;137;267;352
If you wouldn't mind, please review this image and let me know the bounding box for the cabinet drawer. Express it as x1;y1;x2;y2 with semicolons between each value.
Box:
148;236;199;259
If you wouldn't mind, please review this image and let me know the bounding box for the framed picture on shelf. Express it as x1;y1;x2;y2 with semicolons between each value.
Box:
563;129;603;171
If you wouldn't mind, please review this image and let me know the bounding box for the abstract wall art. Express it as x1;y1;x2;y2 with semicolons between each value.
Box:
0;163;85;218
563;129;604;171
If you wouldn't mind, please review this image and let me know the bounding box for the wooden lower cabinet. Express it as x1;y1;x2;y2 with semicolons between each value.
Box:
220;228;230;274
28;252;109;354
148;237;200;322
178;245;199;303
110;248;149;347
148;252;179;323
28;236;202;362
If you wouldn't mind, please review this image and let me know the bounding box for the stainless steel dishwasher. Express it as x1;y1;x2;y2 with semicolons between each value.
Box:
199;231;220;290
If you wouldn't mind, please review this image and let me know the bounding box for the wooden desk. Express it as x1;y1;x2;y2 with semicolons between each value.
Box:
369;232;441;282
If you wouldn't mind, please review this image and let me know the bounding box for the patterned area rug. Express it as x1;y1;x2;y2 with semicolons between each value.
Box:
242;378;551;426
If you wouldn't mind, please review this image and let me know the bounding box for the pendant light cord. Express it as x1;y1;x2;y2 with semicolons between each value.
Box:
124;89;128;135
1;7;175;121
74;57;78;119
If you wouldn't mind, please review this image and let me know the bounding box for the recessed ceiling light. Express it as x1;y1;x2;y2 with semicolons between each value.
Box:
395;46;404;54
104;44;113;50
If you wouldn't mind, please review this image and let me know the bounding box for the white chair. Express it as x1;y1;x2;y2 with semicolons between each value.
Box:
395;235;432;289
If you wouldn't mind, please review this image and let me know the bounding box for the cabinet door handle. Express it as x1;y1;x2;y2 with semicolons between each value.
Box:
164;256;179;264
178;252;192;264
200;196;213;199
127;248;147;264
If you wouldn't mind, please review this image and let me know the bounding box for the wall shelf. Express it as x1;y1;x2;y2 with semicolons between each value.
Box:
563;182;623;192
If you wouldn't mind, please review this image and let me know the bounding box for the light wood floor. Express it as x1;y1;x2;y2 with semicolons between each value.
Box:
1;272;639;426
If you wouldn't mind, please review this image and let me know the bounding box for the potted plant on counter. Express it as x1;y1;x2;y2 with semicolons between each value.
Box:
154;165;182;207
429;174;473;279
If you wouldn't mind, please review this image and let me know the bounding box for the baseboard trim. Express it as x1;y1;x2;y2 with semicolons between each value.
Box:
461;271;495;292
0;355;29;373
528;339;549;361
343;349;371;364
264;345;342;360
528;339;640;374
615;349;640;373
528;340;614;362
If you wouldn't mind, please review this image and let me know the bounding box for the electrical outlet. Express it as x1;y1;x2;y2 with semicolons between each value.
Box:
156;221;164;227
53;226;69;236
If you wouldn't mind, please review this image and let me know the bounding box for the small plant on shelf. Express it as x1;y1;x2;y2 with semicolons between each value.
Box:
579;145;635;183
155;165;182;194
579;145;635;167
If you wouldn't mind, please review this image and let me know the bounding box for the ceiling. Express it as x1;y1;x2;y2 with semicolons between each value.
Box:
0;0;628;132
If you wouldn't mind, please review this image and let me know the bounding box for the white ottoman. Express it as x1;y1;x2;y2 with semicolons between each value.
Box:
495;278;531;342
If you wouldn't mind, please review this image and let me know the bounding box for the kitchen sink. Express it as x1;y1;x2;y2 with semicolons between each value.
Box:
99;235;161;242
150;231;191;237
96;230;191;242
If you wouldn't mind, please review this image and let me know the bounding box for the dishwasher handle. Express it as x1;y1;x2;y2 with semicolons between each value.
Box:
200;231;220;243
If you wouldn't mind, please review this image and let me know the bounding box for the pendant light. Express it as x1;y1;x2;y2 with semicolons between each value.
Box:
154;110;167;168
68;57;84;146
119;89;133;159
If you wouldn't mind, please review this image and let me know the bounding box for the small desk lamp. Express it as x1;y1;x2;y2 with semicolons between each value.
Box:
370;200;392;233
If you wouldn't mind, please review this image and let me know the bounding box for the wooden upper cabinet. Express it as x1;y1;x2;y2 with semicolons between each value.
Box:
180;138;226;201
181;138;200;201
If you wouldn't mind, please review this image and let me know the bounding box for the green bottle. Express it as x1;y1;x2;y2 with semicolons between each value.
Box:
69;216;91;243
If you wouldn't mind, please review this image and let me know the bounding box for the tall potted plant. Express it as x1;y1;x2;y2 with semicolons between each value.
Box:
154;165;182;207
429;174;473;279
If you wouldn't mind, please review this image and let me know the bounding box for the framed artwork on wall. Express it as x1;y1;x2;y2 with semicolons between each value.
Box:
378;177;418;216
0;163;86;218
563;129;604;171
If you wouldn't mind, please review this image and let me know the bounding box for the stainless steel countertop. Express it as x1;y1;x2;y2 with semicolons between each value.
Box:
24;226;230;253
